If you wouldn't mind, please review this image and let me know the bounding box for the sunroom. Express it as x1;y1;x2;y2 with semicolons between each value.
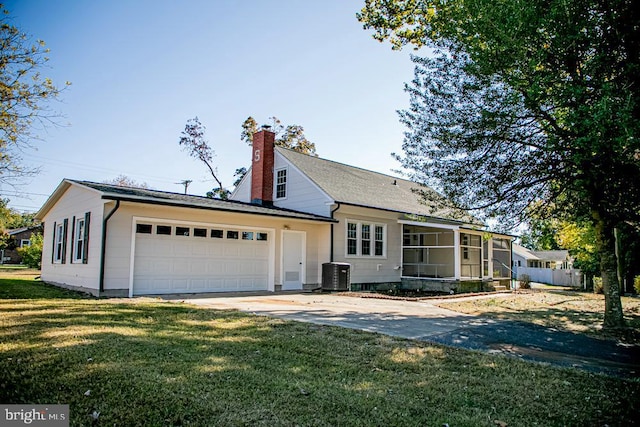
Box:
400;220;513;292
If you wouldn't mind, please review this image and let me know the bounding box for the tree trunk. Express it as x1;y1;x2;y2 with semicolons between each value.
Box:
594;214;625;328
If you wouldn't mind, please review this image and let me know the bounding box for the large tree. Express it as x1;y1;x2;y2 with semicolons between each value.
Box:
241;116;317;156
1;4;69;186
358;0;640;328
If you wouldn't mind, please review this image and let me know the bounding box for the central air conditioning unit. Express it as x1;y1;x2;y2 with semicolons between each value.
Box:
322;262;351;291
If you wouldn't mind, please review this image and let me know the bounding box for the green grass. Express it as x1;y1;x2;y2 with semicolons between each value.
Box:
1;277;639;426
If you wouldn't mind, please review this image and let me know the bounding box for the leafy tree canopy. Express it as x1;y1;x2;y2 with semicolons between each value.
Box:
1;4;69;186
241;116;317;156
103;175;151;189
359;0;640;328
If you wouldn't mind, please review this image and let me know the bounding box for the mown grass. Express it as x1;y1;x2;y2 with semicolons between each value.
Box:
439;290;640;343
1;276;639;426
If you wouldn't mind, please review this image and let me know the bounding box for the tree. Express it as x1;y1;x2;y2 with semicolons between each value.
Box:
17;231;42;268
103;175;150;189
359;0;640;328
1;4;69;186
0;198;36;229
178;117;228;199
241;116;317;156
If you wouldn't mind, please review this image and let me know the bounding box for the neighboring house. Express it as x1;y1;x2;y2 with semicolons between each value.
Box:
36;128;513;297
512;244;574;271
1;226;43;264
512;243;580;287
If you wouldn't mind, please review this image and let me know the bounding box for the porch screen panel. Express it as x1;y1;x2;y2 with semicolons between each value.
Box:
402;225;455;278
460;233;482;278
492;238;511;278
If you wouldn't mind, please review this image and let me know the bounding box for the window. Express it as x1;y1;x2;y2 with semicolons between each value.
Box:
136;224;152;234
492;238;511;278
361;224;371;255
20;239;31;248
256;232;268;241
275;168;287;199
227;230;239;239
157;225;171;235
175;227;190;236
73;218;85;262
211;229;224;238
194;228;207;237
346;221;385;257
375;226;384;256
347;223;357;255
242;231;254;240
53;219;68;264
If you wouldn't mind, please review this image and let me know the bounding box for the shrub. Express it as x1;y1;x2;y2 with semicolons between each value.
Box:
634;276;640;294
593;276;603;294
17;233;42;269
518;274;531;289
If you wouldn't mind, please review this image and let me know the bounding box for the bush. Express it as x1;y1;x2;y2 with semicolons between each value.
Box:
634;276;640;294
518;274;531;289
17;233;43;269
593;276;603;294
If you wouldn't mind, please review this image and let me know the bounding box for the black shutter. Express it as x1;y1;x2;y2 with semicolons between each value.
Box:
61;218;68;264
70;216;76;264
82;211;91;264
51;221;57;263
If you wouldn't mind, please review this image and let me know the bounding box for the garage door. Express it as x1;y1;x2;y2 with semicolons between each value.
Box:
132;222;271;295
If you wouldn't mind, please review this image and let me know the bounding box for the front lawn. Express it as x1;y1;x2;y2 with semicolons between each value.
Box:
438;289;640;343
1;277;638;426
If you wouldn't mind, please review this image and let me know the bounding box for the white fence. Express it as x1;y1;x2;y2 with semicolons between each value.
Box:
514;267;582;287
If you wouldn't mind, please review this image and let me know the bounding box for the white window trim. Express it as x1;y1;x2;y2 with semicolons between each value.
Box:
344;219;387;258
20;239;31;248
275;167;288;200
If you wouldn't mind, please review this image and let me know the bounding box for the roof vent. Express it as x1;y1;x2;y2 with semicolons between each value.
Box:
393;179;397;185
261;125;272;130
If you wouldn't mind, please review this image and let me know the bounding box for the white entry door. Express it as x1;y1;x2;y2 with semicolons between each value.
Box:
282;231;305;290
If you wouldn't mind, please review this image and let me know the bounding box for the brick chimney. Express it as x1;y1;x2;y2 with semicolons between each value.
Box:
251;126;275;206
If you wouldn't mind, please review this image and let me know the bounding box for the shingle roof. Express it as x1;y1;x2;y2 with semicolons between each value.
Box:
277;147;479;224
69;180;336;223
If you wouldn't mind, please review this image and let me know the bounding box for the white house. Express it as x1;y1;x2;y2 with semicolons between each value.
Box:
36;128;513;297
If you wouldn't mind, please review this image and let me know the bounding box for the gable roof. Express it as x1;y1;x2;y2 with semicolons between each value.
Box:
276;147;479;224
37;180;336;223
513;243;540;260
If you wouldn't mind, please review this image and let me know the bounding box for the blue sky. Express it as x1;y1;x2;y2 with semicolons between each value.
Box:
4;1;419;212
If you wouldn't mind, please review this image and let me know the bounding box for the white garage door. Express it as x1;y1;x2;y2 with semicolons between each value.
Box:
132;222;271;295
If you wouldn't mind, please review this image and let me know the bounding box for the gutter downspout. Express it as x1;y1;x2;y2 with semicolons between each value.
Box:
330;202;341;262
99;200;120;293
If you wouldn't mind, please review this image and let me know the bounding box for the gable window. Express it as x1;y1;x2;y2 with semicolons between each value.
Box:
20;239;31;248
346;220;386;257
53;219;68;264
275;168;287;199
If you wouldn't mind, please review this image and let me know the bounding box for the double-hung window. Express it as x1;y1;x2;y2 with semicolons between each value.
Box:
71;212;91;264
73;218;85;262
275;168;287;199
53;219;68;263
346;220;386;257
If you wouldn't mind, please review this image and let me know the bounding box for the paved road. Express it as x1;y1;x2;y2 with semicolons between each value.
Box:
166;292;640;378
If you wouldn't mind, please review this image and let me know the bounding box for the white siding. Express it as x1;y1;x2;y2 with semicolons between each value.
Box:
271;152;333;216
332;205;403;284
230;170;252;203
40;185;105;292
102;202;331;294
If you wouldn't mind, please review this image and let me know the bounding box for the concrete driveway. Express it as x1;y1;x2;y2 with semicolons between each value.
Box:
166;292;640;378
